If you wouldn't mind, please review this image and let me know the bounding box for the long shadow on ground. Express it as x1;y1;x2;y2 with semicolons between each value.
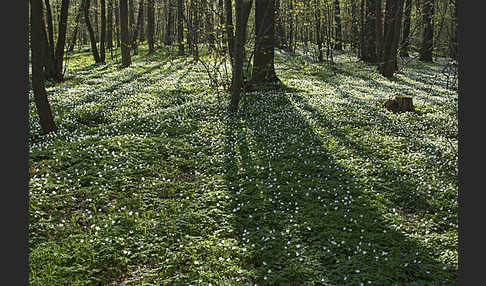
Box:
223;88;456;285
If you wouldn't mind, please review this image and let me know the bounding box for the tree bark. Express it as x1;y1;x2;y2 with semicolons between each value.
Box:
230;0;253;112
68;4;83;52
250;0;280;84
132;0;144;54
31;0;57;134
165;0;173;45
147;0;155;52
177;0;184;55
107;0;114;49
400;0;411;57
224;0;234;62
83;0;102;62
379;0;405;78
100;0;107;62
334;0;342;50
119;0;131;66
419;0;434;62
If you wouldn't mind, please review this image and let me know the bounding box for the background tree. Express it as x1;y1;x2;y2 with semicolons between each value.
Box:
119;0;132;66
420;0;435;62
250;0;280;84
83;0;103;62
400;0;412;57
147;0;155;52
31;0;57;134
230;0;253;112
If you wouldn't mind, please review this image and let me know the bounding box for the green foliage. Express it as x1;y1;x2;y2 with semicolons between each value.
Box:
29;45;457;285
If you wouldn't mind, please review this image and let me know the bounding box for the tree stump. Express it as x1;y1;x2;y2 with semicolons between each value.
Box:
383;96;416;114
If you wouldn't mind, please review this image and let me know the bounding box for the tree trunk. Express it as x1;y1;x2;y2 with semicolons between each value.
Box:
362;0;378;63
375;0;384;61
177;0;184;55
315;0;323;61
400;0;411;57
68;4;83;52
115;0;120;47
334;0;342;50
230;0;253;112
107;0;114;49
132;0;144;54
250;0;279;84
129;0;136;46
147;0;155;52
379;0;404;78
31;0;57;134
165;0;173;45
100;0;106;62
419;0;434;62
224;0;234;62
83;0;102;62
119;0;131;66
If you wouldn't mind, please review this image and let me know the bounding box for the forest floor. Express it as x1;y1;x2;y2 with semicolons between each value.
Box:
29;45;458;286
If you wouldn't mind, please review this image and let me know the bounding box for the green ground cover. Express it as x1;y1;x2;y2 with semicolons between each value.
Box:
29;45;458;285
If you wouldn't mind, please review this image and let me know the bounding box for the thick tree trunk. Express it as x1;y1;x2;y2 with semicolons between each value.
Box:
147;0;155;52
83;0;102;63
419;0;434;62
31;0;57;134
250;0;279;84
379;0;404;78
400;0;411;57
119;0;131;66
230;0;253;112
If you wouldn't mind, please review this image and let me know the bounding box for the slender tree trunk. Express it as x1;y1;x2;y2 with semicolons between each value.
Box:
107;0;114;49
419;0;434;62
68;4;83;51
132;0;144;54
147;0;155;52
379;0;405;78
250;0;279;84
315;0;323;62
100;0;106;62
224;0;234;62
53;0;70;81
129;0;136;46
375;0;384;61
120;0;131;66
31;0;57;134
115;0;120;47
43;0;57;80
177;0;184;55
350;0;359;50
334;0;342;50
230;0;253;112
83;0;102;62
165;0;173;45
400;0;411;57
